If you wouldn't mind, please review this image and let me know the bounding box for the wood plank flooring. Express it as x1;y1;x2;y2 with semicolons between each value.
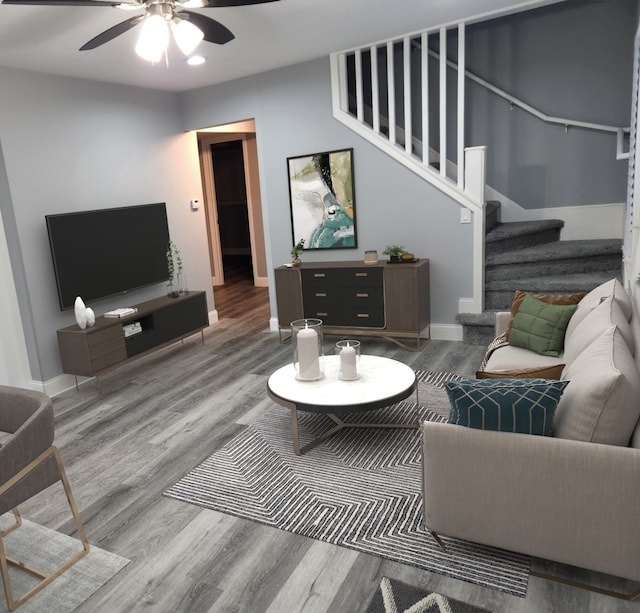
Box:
16;279;639;612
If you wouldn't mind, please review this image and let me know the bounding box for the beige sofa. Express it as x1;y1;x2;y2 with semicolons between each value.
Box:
421;278;640;589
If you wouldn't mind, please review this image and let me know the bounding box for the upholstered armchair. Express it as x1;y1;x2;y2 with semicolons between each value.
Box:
0;385;89;610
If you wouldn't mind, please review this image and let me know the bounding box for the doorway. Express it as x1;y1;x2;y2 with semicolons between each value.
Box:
210;140;253;284
197;122;268;290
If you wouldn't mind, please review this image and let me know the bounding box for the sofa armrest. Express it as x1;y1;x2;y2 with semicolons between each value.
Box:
494;311;511;336
422;421;640;582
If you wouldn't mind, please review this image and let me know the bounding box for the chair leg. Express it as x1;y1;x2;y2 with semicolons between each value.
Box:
0;510;21;539
0;447;90;611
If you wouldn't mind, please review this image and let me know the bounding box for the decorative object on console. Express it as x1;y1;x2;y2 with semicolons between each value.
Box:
74;296;88;329
363;250;378;265
291;318;324;381
336;339;360;380
166;240;183;298
382;244;406;262
85;307;95;328
287;148;356;250
290;238;305;266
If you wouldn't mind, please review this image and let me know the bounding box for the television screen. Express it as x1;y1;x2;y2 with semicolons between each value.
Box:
46;203;170;310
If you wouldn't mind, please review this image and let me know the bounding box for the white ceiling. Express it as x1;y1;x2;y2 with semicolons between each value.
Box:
0;0;560;92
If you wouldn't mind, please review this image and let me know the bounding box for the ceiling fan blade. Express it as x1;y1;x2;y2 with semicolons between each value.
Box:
179;10;234;45
79;14;143;51
199;0;278;6
2;0;122;5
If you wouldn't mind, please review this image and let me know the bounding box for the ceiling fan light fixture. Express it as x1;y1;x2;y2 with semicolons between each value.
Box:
186;54;206;66
135;13;169;63
171;17;204;56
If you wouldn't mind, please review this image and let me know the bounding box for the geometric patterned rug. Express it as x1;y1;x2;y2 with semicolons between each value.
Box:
164;371;531;597
365;577;495;613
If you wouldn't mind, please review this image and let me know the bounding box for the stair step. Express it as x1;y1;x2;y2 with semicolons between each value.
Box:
485;200;501;233
485;219;564;254
486;239;623;281
484;271;621;310
456;312;499;346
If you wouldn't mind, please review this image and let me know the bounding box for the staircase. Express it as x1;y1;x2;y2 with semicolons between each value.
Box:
457;201;624;346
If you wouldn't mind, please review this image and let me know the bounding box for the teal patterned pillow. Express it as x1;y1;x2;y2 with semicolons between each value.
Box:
445;378;569;436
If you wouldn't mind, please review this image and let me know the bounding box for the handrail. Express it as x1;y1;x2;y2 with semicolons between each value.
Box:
424;47;630;160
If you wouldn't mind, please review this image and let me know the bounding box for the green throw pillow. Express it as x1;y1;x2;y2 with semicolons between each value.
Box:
509;293;578;357
445;378;569;436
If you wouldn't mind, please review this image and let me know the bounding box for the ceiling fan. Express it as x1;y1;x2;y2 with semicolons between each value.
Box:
1;0;279;62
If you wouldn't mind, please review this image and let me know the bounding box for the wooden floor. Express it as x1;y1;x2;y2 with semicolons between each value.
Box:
16;278;639;612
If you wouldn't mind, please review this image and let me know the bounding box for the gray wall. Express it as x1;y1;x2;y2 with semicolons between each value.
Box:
0;66;212;383
465;0;637;208
182;58;474;333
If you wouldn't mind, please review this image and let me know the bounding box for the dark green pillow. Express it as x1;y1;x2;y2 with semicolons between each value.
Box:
445;378;569;436
509;293;578;357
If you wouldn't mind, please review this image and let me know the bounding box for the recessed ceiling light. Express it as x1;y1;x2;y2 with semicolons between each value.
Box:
186;55;207;66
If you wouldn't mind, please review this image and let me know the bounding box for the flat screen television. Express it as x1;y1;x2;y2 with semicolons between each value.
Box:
46;203;170;310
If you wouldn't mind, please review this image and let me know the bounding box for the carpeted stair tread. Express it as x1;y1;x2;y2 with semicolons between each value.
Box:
486;239;622;266
485;219;564;243
485;270;619;293
456;311;498;326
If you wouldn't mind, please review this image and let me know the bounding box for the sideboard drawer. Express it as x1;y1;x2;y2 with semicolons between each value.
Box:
340;267;383;288
303;305;342;325
341;286;384;308
301;269;341;289
341;308;385;328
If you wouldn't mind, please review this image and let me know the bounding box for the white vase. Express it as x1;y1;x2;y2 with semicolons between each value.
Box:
85;307;95;327
74;296;88;330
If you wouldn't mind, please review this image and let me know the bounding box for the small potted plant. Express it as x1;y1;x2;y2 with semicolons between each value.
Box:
291;238;305;266
166;240;183;298
383;244;406;262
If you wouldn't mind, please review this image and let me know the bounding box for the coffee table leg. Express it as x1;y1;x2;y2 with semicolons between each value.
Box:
290;408;346;456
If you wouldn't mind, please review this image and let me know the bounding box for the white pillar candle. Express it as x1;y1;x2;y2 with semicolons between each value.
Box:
297;325;320;380
339;342;357;380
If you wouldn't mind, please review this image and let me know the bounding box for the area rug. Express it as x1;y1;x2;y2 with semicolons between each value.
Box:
164;370;530;597
0;517;129;613
366;577;495;613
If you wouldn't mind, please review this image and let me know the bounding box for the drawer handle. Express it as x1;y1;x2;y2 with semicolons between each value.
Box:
356;293;369;298
315;292;327;297
314;273;326;278
355;272;368;277
357;313;370;318
317;312;328;317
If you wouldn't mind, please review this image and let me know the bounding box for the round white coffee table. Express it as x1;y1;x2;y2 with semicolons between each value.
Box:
267;355;417;455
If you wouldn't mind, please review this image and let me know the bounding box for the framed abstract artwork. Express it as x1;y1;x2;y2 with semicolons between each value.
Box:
286;148;357;250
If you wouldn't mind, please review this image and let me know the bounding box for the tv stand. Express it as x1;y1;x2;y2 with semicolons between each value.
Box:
57;291;209;392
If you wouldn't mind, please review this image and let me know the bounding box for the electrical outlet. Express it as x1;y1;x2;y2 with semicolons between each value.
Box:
460;208;471;224
190;199;200;212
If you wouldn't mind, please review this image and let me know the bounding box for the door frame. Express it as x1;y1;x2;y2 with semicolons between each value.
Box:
197;123;267;287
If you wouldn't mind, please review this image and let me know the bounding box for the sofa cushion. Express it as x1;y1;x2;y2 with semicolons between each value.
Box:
445;378;568;436
563;295;634;364
565;278;631;341
476;364;565;380
555;326;640;446
506;289;585;339
508;294;578;357
484;343;565;372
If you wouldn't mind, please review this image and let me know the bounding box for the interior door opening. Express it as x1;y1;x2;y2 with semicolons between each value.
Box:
210;140;253;284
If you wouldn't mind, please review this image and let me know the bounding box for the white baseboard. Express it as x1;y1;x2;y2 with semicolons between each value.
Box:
209;309;219;324
458;297;481;315
430;323;463;341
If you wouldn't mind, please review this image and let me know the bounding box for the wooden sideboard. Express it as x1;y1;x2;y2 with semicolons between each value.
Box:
57;291;209;390
274;259;430;350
